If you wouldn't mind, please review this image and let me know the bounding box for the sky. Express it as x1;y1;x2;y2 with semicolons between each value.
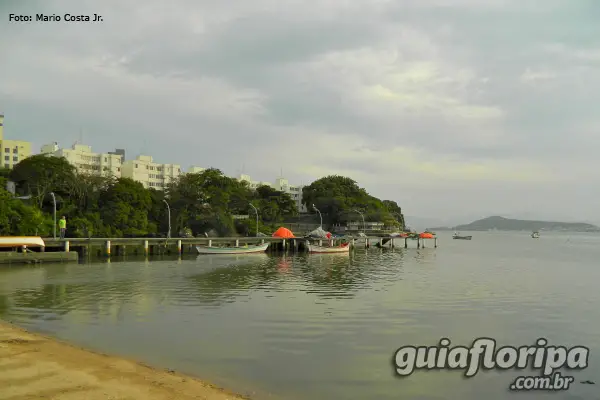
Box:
1;0;599;225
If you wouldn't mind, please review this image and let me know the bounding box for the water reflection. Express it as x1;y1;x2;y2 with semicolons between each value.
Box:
0;235;600;400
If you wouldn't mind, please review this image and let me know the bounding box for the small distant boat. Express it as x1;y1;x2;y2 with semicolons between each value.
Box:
531;231;540;238
307;242;350;254
0;236;46;248
196;242;270;255
452;232;472;240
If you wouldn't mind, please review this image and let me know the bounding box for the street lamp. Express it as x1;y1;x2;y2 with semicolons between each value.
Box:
312;204;322;228
353;209;365;233
163;199;171;239
49;192;57;239
249;203;259;237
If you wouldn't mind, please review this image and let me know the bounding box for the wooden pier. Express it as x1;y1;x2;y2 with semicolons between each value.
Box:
30;235;437;258
0;251;78;265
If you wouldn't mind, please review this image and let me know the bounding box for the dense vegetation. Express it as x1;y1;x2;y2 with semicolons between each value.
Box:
301;175;405;229
0;156;405;237
1;155;297;237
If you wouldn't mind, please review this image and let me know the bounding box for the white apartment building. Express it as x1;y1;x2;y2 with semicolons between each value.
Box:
236;174;274;190
235;174;307;213
41;142;123;177
121;155;182;190
188;166;206;174
274;177;307;213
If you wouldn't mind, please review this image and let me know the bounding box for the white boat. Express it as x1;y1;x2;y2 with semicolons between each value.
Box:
0;236;46;248
196;242;270;255
307;243;351;254
531;231;540;238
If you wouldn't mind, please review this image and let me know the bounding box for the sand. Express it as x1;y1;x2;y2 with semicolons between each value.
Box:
0;321;250;400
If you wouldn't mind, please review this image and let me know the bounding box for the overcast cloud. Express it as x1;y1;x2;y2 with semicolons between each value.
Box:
1;0;599;224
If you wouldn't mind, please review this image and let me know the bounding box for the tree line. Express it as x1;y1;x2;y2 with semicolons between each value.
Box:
0;155;404;238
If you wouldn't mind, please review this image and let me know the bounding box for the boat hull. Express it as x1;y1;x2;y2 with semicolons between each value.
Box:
196;243;270;254
0;236;46;248
307;243;350;253
452;236;472;240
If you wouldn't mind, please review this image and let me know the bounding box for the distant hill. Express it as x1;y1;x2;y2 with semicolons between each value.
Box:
431;216;600;232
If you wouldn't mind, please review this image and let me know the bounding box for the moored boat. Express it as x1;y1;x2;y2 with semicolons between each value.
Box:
307;242;350;254
531;231;540;238
0;236;46;248
196;242;270;255
452;232;472;240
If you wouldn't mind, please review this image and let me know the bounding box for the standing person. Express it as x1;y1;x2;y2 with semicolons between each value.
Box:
59;216;67;239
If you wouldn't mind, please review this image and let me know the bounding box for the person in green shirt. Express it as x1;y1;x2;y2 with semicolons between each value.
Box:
59;216;67;239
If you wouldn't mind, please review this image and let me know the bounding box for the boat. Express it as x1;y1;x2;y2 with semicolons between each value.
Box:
0;236;46;248
531;231;540;238
452;232;472;240
196;242;270;255
307;242;351;254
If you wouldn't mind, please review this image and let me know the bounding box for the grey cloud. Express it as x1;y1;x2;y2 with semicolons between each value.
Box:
2;0;600;220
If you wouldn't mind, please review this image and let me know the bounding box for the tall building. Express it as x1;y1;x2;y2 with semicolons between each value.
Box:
0;114;33;169
234;174;307;213
236;174;273;190
121;155;182;190
41;142;123;177
108;148;125;162
274;177;307;213
188;166;206;174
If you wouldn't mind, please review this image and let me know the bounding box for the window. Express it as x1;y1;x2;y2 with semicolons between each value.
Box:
4;148;9;153
13;156;18;162
104;157;107;162
135;164;138;168
117;167;120;172
13;148;18;154
4;156;9;161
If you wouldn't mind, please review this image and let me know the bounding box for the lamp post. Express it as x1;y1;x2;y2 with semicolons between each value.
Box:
353;209;365;233
249;203;259;237
312;204;322;228
49;192;57;239
163;199;171;239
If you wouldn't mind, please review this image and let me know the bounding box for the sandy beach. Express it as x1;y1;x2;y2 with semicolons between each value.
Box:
0;321;250;400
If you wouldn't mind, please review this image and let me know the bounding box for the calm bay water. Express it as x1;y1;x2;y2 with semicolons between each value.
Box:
1;231;599;399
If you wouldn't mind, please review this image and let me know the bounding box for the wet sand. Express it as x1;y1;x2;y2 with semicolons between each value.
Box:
0;321;250;400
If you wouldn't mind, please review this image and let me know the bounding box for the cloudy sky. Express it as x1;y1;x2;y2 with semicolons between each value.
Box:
1;0;599;224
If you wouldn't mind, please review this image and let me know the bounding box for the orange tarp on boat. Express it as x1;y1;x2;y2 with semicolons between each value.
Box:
419;232;434;239
272;227;295;238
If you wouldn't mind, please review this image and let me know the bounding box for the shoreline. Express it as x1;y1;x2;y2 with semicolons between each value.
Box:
0;320;252;399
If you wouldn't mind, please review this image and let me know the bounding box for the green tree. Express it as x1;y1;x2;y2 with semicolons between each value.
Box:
9;155;77;208
383;200;405;229
0;186;52;236
301;175;402;229
166;168;248;236
254;185;298;222
97;178;153;237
